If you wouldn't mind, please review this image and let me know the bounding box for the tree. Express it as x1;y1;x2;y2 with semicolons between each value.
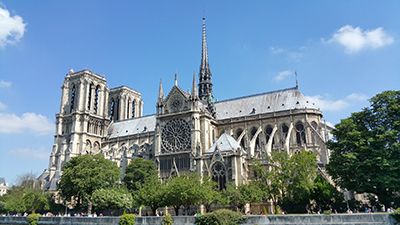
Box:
91;187;133;210
58;154;121;207
308;175;344;212
123;158;158;192
253;150;317;213
164;173;202;215
326;90;400;209
133;176;166;216
224;182;262;213
198;177;221;213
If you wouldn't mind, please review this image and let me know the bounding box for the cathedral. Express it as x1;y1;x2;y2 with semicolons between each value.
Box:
41;19;332;191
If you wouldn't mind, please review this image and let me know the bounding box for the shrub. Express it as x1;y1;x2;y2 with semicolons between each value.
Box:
323;210;331;215
274;205;279;214
162;213;173;225
196;209;246;225
27;213;40;225
119;213;136;225
263;206;267;215
392;208;400;225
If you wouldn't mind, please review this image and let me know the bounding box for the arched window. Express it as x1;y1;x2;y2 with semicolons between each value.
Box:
70;85;76;112
94;86;99;114
132;101;135;118
251;127;260;150
311;122;318;144
212;162;226;191
236;129;245;149
88;83;93;110
265;125;275;146
280;124;289;147
126;99;130;119
110;99;115;122
295;122;306;146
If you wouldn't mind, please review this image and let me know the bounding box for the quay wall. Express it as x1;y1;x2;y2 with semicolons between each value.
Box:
0;213;396;225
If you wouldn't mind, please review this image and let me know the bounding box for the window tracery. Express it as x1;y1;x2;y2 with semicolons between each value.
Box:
295;122;306;146
161;118;191;153
280;124;289;147
265;125;275;146
94;86;99;114
212;162;226;191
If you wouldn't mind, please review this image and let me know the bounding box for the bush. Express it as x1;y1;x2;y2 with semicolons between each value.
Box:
195;209;246;225
263;206;267;215
392;208;400;224
162;213;173;225
119;213;136;225
27;213;40;225
274;205;279;214
323;210;331;215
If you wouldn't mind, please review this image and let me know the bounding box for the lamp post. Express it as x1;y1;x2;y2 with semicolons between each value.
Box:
344;188;349;211
65;201;68;216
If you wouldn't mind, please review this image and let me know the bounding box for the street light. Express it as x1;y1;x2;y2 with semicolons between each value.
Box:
65;201;68;216
344;188;349;211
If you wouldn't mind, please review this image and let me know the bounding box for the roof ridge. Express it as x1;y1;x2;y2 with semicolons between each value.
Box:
215;86;298;104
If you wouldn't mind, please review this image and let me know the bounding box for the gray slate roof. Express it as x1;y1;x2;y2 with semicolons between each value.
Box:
108;114;156;139
214;87;318;120
207;132;242;153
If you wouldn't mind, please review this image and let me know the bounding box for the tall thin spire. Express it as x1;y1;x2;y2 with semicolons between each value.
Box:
198;17;213;102
174;73;178;86
158;78;164;100
192;71;198;98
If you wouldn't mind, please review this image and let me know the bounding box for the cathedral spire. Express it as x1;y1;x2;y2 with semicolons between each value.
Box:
157;78;164;105
198;17;213;102
174;73;178;86
192;71;198;99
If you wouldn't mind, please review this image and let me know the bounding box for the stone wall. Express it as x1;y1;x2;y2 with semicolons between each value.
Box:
0;214;396;225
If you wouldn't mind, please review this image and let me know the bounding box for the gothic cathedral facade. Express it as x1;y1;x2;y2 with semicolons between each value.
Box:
41;19;332;191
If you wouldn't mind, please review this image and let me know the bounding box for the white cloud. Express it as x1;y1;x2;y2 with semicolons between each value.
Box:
306;95;349;111
0;112;54;135
0;101;7;110
287;52;303;62
325;25;394;53
0;5;27;48
0;80;12;87
273;70;292;81
8;147;49;160
346;93;368;101
306;92;368;112
270;47;284;54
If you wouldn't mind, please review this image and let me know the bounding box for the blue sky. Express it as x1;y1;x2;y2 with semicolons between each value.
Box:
0;1;399;185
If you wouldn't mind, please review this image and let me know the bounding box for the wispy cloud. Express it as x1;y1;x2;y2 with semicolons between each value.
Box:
323;25;394;54
306;93;368;112
0;101;7;111
273;70;292;81
270;47;284;54
8;147;49;160
0;5;27;48
287;52;303;62
0;80;12;88
0;112;54;135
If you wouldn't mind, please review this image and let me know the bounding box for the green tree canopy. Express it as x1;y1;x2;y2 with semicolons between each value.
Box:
253;150;317;213
198;177;221;213
309;175;343;212
223;182;262;213
164;173;202;216
58;154;121;207
326;90;400;208
133;175;166;215
91;187;133;210
123;157;158;192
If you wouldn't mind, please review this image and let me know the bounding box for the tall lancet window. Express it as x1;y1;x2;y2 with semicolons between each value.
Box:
110;99;115;122
265;126;275;146
88;83;93;110
212;162;226;191
70;85;76;112
295;122;306;146
132;101;135;118
94;86;99;114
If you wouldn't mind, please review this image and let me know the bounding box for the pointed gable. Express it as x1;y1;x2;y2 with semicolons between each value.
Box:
207;132;242;153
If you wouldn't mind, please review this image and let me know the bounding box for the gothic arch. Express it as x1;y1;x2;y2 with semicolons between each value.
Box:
295;122;306;146
265;125;275;146
211;162;226;191
70;84;76;112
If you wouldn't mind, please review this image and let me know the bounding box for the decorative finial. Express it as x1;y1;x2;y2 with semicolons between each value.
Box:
295;71;298;88
69;67;74;74
174;73;178;86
